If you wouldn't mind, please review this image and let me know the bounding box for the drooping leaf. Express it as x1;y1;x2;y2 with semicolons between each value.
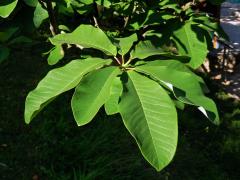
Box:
172;22;208;69
137;60;207;89
33;2;49;28
104;76;123;115
136;63;219;124
130;40;168;60
0;45;10;63
71;66;120;126
47;45;64;65
119;71;178;171
117;33;138;55
50;24;117;56
0;0;18;18
25;58;112;123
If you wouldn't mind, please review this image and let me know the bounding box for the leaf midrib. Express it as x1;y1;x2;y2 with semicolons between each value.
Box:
129;72;160;164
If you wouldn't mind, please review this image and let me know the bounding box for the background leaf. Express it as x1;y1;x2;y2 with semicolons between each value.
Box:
0;45;10;63
47;45;64;65
172;22;208;69
33;2;49;28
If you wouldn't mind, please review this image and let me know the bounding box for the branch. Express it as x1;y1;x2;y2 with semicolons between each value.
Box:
38;0;58;36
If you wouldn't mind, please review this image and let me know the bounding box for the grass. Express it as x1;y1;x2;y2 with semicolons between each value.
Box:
0;45;240;179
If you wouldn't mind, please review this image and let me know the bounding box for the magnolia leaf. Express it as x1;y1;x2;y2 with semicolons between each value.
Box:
71;67;120;126
136;63;219;124
0;0;18;18
117;33;138;55
172;22;208;69
130;40;168;60
33;2;49;28
138;60;208;90
104;76;123;115
47;45;64;65
50;24;117;56
119;71;178;171
25;58;112;123
95;0;111;8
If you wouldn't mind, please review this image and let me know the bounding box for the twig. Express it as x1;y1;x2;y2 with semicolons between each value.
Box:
38;0;58;36
38;0;47;10
93;16;99;28
114;57;121;65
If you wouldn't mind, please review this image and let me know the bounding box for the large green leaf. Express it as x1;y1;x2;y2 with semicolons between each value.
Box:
0;0;18;18
130;40;168;60
104;76;123;115
117;33;138;55
136;63;219;124
172;22;208;69
25;58;112;123
50;25;117;56
119;71;178;171
71;67;120;126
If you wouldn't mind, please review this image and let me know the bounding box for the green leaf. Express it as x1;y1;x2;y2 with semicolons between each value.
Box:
117;33;137;55
23;0;38;7
136;63;219;124
0;0;18;18
50;24;117;56
25;58;112;124
172;22;208;69
71;66;120;126
95;0;111;8
47;45;64;65
119;71;178;171
0;27;19;43
8;36;32;45
33;2;49;28
138;60;207;88
130;40;168;60
104;76;123;115
0;45;10;63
